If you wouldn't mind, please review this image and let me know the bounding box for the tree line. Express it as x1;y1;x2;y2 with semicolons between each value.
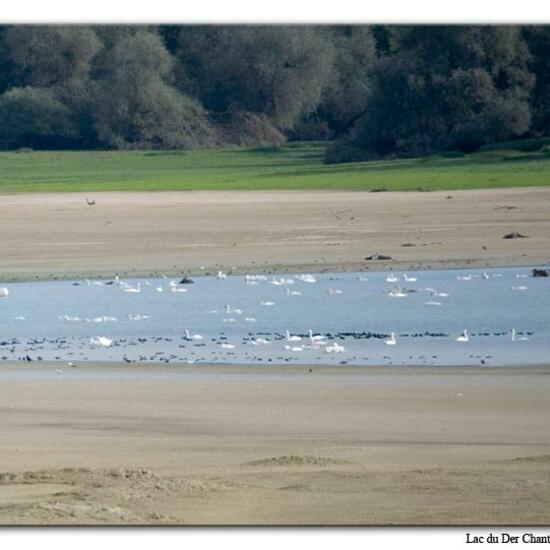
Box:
0;25;548;162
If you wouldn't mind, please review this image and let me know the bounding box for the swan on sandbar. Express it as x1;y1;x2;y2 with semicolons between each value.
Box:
456;330;469;342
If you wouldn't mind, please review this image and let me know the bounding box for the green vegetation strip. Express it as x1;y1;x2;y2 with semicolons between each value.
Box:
1;142;550;193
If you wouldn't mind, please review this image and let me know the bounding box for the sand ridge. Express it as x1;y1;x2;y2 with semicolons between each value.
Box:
1;187;549;281
0;363;549;525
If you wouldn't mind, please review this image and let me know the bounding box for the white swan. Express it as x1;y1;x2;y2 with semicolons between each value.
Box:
185;329;203;341
384;332;397;346
124;283;141;293
285;288;302;296
251;337;270;345
325;342;345;353
220;342;235;349
403;274;417;282
388;287;407;298
225;304;242;315
309;329;325;343
295;274;316;283
216;271;227;280
286;330;302;342
456;330;469;342
386;274;399;283
284;345;304;352
90;336;113;347
511;328;530;342
0;287;9;298
170;286;188;293
260;301;275;306
327;288;343;295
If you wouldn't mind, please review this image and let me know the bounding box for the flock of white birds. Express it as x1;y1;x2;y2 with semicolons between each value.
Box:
0;266;536;367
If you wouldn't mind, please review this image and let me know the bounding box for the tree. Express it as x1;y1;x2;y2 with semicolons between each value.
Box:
0;86;76;148
173;26;335;130
90;30;214;149
328;25;534;161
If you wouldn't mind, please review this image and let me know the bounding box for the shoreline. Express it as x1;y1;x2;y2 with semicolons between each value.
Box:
0;258;547;284
1;187;549;283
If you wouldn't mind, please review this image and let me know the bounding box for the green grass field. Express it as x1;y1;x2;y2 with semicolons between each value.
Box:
1;142;550;193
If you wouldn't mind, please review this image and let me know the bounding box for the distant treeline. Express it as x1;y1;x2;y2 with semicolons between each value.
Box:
0;25;548;162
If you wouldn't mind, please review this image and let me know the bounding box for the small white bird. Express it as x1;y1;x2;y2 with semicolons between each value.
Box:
220;342;235;349
456;330;469;342
216;271;227;280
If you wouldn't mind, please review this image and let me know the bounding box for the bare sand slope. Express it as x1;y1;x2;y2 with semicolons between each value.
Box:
1;188;549;281
0;364;549;525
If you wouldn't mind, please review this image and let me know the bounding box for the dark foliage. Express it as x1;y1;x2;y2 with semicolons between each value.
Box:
0;25;547;157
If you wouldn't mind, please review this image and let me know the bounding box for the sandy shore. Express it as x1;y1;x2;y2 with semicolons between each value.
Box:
0;363;549;525
1;188;549;281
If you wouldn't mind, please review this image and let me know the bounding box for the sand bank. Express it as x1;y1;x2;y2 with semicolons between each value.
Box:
1;188;549;281
0;363;549;525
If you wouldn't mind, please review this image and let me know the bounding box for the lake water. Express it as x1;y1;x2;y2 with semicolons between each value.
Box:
0;266;548;367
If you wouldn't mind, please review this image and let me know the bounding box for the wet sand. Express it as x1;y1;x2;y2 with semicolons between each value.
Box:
1;188;549;281
0;363;549;525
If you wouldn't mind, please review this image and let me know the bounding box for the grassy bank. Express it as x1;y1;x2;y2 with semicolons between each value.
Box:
1;142;550;193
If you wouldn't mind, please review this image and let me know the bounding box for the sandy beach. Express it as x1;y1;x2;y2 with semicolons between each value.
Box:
0;363;549;525
0;187;549;281
1;187;549;525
